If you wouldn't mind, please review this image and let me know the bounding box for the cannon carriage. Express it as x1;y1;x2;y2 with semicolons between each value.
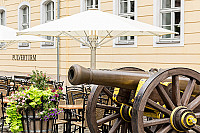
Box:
68;64;200;133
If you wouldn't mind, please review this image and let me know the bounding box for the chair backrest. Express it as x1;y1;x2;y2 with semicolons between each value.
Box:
54;81;64;90
0;77;12;96
0;92;6;119
46;80;55;89
65;85;84;105
84;84;91;95
14;75;31;86
71;92;86;105
66;85;84;92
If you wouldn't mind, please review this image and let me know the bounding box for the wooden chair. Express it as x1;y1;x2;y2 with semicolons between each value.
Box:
71;92;87;133
0;76;13;96
55;85;85;133
53;86;68;133
0;92;8;133
66;85;84;105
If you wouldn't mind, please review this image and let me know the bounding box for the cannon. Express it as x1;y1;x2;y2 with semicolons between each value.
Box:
68;64;200;133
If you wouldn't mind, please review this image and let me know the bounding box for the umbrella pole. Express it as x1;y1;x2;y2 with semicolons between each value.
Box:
90;46;96;69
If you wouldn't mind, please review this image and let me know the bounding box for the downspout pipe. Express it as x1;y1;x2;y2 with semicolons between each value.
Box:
57;0;60;81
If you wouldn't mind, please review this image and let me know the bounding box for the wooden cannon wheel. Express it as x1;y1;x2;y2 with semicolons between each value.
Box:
87;85;134;133
132;68;200;133
86;67;145;133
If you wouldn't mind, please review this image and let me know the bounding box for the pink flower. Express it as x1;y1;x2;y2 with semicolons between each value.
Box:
55;94;59;98
59;87;63;90
51;89;56;92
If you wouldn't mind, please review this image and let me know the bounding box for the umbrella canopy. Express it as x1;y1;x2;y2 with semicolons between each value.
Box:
17;9;176;68
0;25;50;49
18;9;175;37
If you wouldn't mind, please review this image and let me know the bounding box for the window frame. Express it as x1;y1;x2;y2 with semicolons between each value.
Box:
40;0;56;49
0;9;5;26
18;2;31;49
153;0;184;47
113;0;137;48
0;7;6;49
81;0;100;12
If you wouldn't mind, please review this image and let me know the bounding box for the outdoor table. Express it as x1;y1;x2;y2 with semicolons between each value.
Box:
58;105;84;133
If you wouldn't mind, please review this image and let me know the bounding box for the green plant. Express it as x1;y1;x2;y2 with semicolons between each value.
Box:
6;86;63;133
29;70;51;90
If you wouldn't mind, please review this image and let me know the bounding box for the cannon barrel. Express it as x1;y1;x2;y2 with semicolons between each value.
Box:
68;65;200;95
68;64;151;90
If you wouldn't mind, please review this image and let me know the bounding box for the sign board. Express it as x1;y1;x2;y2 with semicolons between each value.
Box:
12;55;36;61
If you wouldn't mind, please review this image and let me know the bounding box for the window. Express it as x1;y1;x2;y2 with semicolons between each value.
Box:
0;8;6;49
86;0;98;10
41;0;55;48
45;2;54;22
0;10;5;25
154;0;184;47
113;0;137;47
18;3;30;49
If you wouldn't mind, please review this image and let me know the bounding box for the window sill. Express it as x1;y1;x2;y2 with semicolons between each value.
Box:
154;41;184;47
114;43;136;48
156;41;180;44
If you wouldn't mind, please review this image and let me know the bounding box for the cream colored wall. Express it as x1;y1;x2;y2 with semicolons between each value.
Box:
1;0;200;86
0;0;68;84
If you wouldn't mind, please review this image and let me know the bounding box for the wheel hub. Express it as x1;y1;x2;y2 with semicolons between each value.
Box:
170;106;197;132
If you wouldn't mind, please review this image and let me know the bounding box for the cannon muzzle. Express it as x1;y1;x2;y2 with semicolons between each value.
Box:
68;64;150;90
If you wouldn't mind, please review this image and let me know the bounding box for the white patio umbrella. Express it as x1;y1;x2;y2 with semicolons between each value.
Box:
0;25;50;49
17;9;176;69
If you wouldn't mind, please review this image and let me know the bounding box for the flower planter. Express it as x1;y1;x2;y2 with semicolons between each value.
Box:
22;109;54;133
6;83;63;133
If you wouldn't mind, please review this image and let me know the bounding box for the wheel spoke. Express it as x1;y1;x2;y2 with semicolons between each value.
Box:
187;94;200;110
128;123;132;133
195;112;200;118
109;118;122;133
156;124;172;133
172;75;181;106
192;125;200;132
181;78;196;106
147;99;171;116
143;118;170;127
102;87;113;99
96;104;120;111
144;127;153;133
97;113;120;126
156;84;176;110
121;121;128;133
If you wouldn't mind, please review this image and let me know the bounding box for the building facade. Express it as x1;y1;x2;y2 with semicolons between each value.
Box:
0;0;199;85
